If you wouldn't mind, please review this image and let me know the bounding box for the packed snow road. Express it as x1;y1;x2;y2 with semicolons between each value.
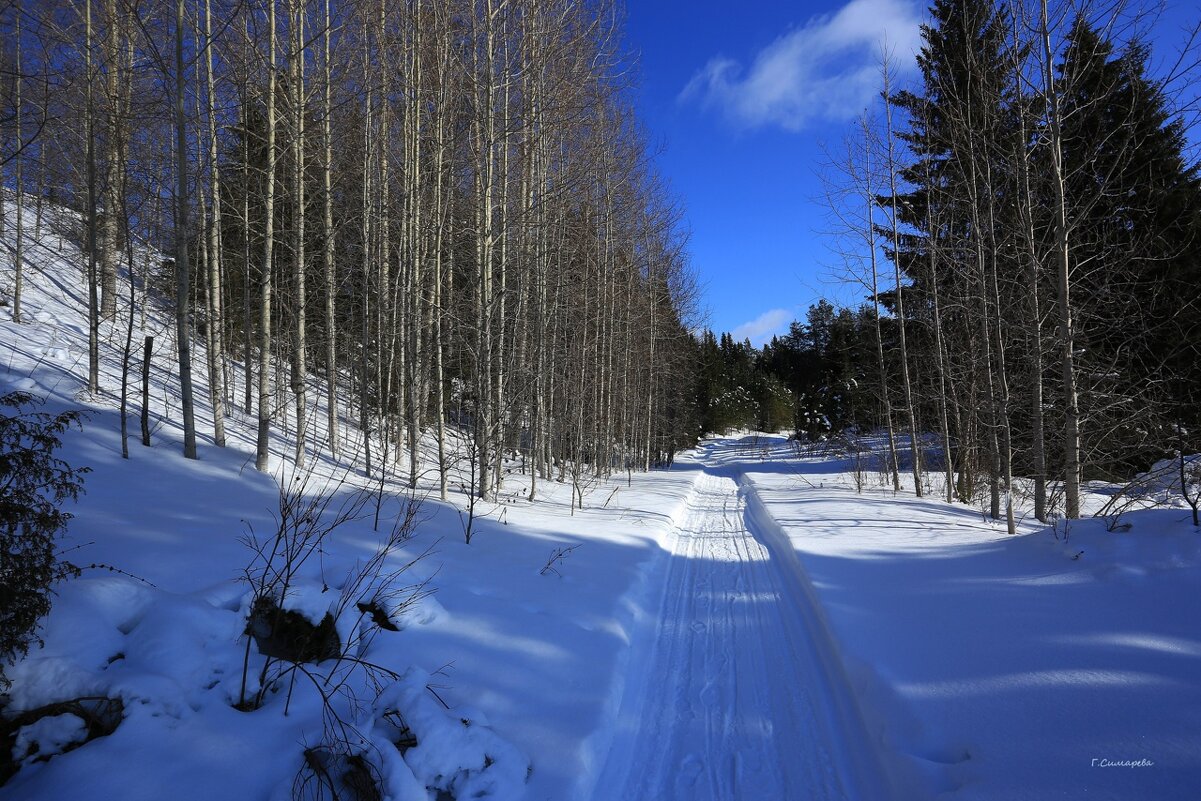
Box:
590;442;890;800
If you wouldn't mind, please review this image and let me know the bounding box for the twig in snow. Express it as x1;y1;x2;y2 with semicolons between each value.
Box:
540;544;580;577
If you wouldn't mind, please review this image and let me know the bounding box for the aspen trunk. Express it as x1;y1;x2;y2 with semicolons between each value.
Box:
204;0;226;447
12;13;23;324
86;0;100;393
860;116;901;490
175;0;198;459
882;65;922;495
322;0;338;456
290;0;308;469
1040;0;1081;519
100;0;120;320
255;1;278;471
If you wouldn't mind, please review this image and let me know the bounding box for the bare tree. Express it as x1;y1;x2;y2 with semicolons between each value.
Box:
321;0;337;457
256;0;279;472
85;0;100;394
12;8;24;324
860;113;902;490
1010;7;1049;522
203;0;226;447
881;52;922;496
1038;0;1082;519
288;0;308;469
174;0;197;459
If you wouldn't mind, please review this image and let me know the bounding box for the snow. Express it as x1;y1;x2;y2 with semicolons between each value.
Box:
11;714;88;769
4;196;1201;800
1;197;700;800
735;435;1201;800
586;466;890;800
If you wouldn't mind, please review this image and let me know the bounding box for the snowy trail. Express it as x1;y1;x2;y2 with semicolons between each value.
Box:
590;451;889;801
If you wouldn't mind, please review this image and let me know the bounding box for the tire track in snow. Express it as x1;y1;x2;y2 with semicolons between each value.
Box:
590;460;890;801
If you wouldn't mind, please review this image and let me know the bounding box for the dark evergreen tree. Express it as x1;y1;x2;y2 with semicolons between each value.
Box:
1057;19;1201;471
885;0;1019;506
0;393;89;688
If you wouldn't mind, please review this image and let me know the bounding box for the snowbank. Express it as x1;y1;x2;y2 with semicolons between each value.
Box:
737;435;1201;800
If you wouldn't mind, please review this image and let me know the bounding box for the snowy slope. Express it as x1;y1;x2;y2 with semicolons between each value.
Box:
0;197;702;800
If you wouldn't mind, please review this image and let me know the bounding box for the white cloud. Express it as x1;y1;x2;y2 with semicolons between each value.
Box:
731;308;794;347
679;0;923;131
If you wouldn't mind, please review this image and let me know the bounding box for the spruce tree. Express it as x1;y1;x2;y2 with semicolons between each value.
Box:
1057;19;1201;471
886;0;1018;505
0;394;88;688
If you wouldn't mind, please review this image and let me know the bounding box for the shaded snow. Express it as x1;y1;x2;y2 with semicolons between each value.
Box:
0;196;698;800
736;435;1201;800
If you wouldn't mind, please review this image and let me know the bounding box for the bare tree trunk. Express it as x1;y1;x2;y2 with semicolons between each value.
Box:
967;179;1002;520
175;0;198;459
33;65;47;243
120;151;135;459
473;0;499;501
86;0;101;394
255;0;279;471
359;52;374;480
984;167;1015;535
1011;12;1048;522
1040;0;1081;519
100;0;120;320
373;0;394;471
492;12;511;496
322;0;338;457
527;72;547;499
204;0;226;447
860;115;901;490
644;233;658;472
959;100;1012;527
12;12;23;324
290;0;308;469
241;82;253;414
882;59;922;495
432;36;450;500
915;105;957;504
404;9;425;489
142;335;153;446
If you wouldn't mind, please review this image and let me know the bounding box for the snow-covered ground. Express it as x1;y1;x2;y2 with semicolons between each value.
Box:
0;198;700;800
4;198;1200;800
735;436;1201;800
587;462;889;801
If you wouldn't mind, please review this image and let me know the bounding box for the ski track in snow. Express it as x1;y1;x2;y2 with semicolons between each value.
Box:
593;451;883;801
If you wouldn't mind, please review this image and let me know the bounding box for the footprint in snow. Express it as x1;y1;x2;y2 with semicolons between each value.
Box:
917;746;972;765
674;754;704;792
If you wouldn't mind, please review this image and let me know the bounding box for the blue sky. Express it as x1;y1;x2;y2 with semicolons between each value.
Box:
623;0;1200;346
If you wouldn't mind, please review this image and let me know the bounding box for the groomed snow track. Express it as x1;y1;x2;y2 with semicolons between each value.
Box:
589;441;892;801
